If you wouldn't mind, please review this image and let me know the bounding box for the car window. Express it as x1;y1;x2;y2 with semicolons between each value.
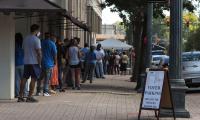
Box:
153;57;162;61
182;53;200;62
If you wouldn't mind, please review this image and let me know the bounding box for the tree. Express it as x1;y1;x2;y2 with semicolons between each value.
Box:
104;0;198;90
185;24;200;51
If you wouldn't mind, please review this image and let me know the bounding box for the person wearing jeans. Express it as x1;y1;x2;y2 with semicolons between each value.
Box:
15;33;28;98
95;44;105;79
36;33;57;97
82;45;96;83
96;61;104;78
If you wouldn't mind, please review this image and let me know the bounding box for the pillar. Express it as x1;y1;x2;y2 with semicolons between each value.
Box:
0;13;15;99
160;0;190;118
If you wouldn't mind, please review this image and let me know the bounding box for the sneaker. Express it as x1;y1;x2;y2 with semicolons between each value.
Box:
26;97;38;103
102;76;106;79
17;97;25;102
35;92;41;96
43;93;51;97
72;87;75;90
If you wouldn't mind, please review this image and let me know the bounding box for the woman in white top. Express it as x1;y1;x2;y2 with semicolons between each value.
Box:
66;38;81;90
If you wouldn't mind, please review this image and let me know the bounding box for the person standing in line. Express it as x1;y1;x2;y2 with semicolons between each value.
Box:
56;38;65;92
36;33;57;97
120;51;129;75
108;52;115;75
80;43;89;78
103;50;109;75
66;38;81;90
95;44;105;79
15;33;28;98
18;24;42;102
58;38;70;92
81;45;97;84
36;33;49;96
49;35;59;94
114;52;121;75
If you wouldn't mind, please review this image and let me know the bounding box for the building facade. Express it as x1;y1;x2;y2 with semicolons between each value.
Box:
0;0;102;99
49;0;102;46
87;0;102;44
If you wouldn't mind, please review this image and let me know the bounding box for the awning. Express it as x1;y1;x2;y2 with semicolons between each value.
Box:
99;39;132;50
0;0;64;12
62;13;90;32
0;0;90;31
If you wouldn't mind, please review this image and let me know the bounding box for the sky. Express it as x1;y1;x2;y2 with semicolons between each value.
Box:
102;7;122;25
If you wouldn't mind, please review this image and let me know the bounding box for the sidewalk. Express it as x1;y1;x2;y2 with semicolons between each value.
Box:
0;75;199;120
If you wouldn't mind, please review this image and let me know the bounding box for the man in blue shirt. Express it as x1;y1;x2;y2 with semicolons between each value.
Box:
81;45;97;83
37;33;57;96
80;43;89;77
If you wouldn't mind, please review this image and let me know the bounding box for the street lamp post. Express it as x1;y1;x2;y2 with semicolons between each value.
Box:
160;0;190;118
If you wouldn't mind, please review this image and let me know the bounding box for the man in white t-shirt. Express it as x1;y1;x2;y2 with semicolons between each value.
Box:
18;24;42;103
95;44;105;78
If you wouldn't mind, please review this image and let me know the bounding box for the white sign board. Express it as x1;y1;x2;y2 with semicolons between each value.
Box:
142;71;165;109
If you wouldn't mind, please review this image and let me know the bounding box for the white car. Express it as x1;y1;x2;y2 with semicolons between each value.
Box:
152;55;169;67
182;51;200;87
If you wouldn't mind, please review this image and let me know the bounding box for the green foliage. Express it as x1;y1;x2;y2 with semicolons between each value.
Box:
183;12;199;32
185;25;200;51
153;17;170;40
104;0;198;23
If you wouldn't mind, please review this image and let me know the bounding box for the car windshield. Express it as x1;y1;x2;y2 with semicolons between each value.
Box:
153;57;162;61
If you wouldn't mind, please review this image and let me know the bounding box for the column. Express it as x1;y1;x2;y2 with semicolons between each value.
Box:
160;0;190;118
0;13;15;99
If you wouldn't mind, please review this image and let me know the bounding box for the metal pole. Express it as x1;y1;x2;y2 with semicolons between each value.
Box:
160;0;190;118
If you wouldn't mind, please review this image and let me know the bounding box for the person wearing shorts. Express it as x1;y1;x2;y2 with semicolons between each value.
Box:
66;38;81;90
18;24;42;103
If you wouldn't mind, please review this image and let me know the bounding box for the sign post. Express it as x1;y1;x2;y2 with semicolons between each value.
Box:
138;69;175;120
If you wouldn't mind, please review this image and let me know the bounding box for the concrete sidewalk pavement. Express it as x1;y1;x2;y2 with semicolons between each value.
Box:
0;75;199;120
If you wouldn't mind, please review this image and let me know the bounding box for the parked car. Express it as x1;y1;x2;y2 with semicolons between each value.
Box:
151;51;200;87
182;51;200;87
152;55;169;67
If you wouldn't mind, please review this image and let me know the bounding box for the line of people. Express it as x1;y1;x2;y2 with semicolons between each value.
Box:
15;24;131;103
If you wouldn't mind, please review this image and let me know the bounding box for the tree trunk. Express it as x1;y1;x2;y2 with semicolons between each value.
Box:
132;14;145;89
132;10;147;90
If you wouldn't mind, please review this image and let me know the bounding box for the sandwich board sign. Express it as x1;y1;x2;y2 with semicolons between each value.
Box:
138;69;175;120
